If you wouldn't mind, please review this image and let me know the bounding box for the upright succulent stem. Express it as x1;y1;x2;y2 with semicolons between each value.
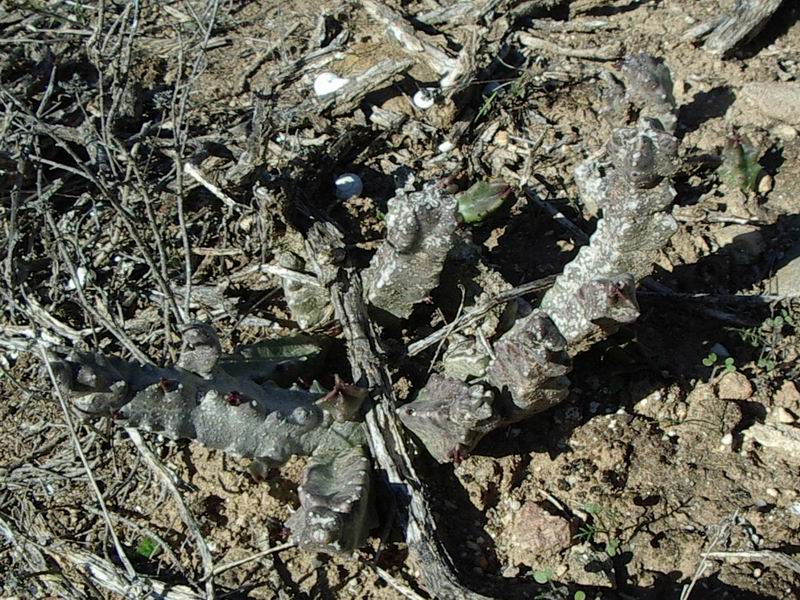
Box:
364;183;460;318
400;118;680;463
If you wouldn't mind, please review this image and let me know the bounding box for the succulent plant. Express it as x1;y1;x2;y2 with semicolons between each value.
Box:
51;325;372;554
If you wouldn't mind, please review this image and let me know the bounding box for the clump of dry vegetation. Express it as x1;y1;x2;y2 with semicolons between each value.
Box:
2;1;800;599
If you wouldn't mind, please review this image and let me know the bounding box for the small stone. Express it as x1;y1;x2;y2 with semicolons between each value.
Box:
714;225;765;265
740;82;800;126
507;502;573;567
413;88;436;110
757;173;773;195
717;371;753;400
494;130;509;147
313;72;350;96
753;568;762;578
776;381;800;406
334;173;363;200
773;242;800;297
438;141;454;153
772;124;798;140
766;487;780;498
770;406;796;425
720;433;733;446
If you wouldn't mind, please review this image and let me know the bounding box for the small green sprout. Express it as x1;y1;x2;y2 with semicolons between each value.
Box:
701;351;718;367
533;568;553;584
702;351;736;374
574;592;587;600
456;180;511;224
575;503;621;557
717;134;762;194
135;536;160;560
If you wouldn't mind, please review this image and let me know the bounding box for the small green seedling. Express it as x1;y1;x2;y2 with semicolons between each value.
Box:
533;568;553;584
135;536;160;560
574;592;587;600
702;352;735;373
739;308;796;374
457;180;511;224
575;502;621;557
717;134;762;194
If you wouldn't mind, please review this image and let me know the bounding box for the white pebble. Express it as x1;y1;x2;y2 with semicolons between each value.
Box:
789;502;800;516
65;266;88;291
334;173;363;200
313;72;350;97
720;433;733;446
413;88;436;109
438;140;454;153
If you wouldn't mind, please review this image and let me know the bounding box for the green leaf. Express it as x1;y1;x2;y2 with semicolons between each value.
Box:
456;180;511;224
583;502;601;515
533;569;553;584
717;134;762;193
702;352;717;367
135;537;160;559
605;539;620;556
574;592;587;600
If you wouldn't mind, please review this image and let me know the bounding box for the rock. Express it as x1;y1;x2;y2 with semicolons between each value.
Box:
757;173;773;195
565;542;614;587
768;406;796;425
772;124;798;141
744;422;800;462
507;502;573;567
773;242;800;297
740;82;800;126
776;381;800;407
717;371;754;400
714;225;765;265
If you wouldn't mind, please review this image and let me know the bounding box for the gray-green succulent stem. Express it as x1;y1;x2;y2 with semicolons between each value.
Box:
577;53;677;216
363;182;460;318
50;324;372;554
400;118;679;463
278;251;333;329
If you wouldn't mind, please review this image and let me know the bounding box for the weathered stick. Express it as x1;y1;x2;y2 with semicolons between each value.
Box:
306;223;491;600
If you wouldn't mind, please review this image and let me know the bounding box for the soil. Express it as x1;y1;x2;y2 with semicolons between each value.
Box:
2;1;800;599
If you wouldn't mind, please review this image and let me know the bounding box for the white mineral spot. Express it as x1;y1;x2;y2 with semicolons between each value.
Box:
789;502;800;516
313;72;350;97
438;140;454;153
720;433;733;446
65;266;88;290
334;173;363;199
413;88;436;110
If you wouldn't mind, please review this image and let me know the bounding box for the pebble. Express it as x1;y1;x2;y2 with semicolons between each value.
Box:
413;88;436;109
767;487;780;498
717;371;754;400
438;140;454;153
313;72;350;96
770;406;796;425
334;173;363;200
720;433;733;446
772;124;798;140
757;173;773;195
740;82;800;126
773;241;800;297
